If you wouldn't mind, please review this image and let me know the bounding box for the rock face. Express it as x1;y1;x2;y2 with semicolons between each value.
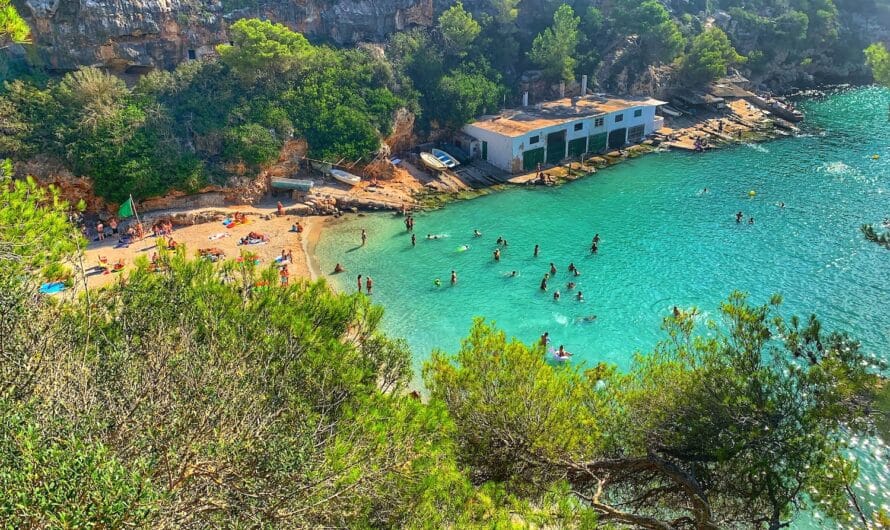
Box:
14;0;433;73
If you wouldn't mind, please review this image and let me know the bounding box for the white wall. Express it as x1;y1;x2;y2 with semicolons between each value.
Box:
462;123;517;172
463;104;661;172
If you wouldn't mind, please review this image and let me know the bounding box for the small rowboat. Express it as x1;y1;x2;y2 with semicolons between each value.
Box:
330;168;362;186
271;177;314;192
420;152;448;171
431;148;460;168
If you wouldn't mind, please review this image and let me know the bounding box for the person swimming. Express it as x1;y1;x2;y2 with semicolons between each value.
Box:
496;236;504;245
576;315;596;323
576;291;583;301
748;217;755;224
493;248;501;261
573;268;581;277
553;290;560;301
568;262;576;273
540;276;548;291
736;211;744;223
566;282;576;290
509;270;518;277
549;263;557;275
555;345;572;358
473;229;482;237
458;244;470;251
434;278;442;287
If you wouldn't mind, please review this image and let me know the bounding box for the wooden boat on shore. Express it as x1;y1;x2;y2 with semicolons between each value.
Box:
660;105;683;117
330;169;362;186
271;177;314;192
420;152;448;171
431;148;460;168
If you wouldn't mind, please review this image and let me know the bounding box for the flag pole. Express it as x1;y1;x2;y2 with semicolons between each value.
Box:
130;194;143;239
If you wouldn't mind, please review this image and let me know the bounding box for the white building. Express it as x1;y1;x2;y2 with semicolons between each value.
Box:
459;95;666;173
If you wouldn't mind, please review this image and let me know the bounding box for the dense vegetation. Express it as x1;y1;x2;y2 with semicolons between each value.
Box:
1;173;887;527
865;42;890;87
0;19;406;203
2;0;888;202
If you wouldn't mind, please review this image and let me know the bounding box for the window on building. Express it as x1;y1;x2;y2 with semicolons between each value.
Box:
594;117;604;128
574;122;583;131
529;135;540;144
614;113;624;123
187;49;196;60
634;109;643;118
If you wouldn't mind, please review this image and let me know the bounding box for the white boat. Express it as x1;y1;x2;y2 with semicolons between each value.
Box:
420;152;448;171
330;168;362;186
431;148;460;168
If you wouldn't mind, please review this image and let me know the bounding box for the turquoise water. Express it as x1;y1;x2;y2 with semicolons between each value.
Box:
317;87;890;525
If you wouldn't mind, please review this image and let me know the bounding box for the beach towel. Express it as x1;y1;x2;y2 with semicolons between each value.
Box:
39;282;66;295
208;232;230;241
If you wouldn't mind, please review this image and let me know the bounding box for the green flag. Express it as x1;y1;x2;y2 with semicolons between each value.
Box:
118;197;135;218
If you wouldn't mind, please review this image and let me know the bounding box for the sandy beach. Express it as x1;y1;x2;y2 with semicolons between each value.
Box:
82;205;327;289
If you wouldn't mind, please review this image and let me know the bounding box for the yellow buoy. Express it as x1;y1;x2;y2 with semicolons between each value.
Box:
873;154;880;160
748;190;757;197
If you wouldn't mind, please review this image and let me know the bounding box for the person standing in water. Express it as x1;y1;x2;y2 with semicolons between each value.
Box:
534;244;539;257
593;233;600;245
365;276;373;294
451;270;457;285
591;241;598;254
549;263;557;275
411;233;416;247
736;211;744;224
568;262;576;273
361;229;367;246
494;248;501;262
540;275;548;291
540;332;550;346
576;291;583;301
357;274;363;292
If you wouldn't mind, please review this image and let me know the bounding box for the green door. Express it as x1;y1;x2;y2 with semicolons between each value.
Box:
588;133;607;153
546;130;566;165
608;128;627;150
567;137;587;157
522;147;545;171
481;141;488;160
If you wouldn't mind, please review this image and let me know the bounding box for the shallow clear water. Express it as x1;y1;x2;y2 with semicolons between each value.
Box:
316;87;890;525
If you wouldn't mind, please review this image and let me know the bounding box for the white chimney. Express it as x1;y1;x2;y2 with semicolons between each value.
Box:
559;81;565;98
522;91;529;106
581;75;588;95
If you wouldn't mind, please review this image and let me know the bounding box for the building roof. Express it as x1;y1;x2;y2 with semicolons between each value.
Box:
708;82;754;99
466;95;667;138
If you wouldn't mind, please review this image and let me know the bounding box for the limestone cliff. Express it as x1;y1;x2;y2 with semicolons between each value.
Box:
13;0;432;73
